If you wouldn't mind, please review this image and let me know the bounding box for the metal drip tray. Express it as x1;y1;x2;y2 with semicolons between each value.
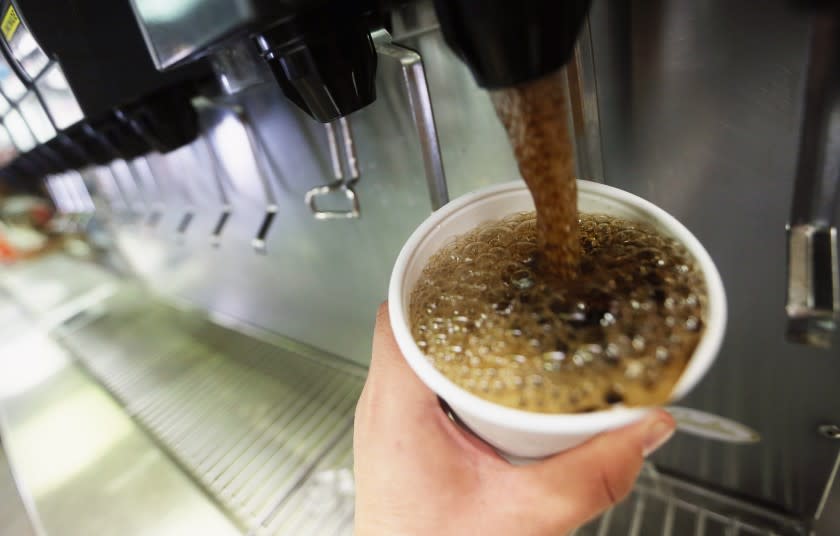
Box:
53;288;363;535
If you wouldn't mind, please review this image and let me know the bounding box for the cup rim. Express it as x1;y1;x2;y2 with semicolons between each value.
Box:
388;180;727;433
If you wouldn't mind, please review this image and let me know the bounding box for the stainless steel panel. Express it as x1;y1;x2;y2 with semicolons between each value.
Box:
0;254;117;316
36;63;84;130
54;285;364;534
5;8;50;81
4;107;35;151
587;0;840;517
109;16;518;366
0;282;239;536
0;53;26;102
130;0;253;69
18;91;54;144
0;447;37;536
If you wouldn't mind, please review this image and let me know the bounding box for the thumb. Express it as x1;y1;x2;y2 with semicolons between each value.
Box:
524;409;675;527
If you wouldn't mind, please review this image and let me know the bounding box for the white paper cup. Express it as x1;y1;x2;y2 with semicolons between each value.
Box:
389;180;726;459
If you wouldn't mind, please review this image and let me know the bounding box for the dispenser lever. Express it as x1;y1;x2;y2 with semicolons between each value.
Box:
252;206;277;254
305;118;361;220
371;29;449;211
237;108;279;252
786;8;840;347
196;135;233;247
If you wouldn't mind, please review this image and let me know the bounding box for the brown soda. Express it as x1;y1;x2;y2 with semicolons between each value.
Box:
409;212;706;413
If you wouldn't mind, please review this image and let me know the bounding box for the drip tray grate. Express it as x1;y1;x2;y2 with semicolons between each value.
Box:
54;290;362;535
575;468;806;536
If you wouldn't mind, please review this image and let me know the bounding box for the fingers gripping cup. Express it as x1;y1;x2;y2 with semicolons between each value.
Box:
388;180;726;459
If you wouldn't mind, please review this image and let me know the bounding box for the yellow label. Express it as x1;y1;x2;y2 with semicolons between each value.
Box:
1;5;20;42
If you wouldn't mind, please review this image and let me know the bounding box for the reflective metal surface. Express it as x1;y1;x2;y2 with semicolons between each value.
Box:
129;0;253;69
5;107;35;151
786;224;838;347
35;64;84;130
109;13;516;366
305;119;362;220
17;91;54;144
567;18;605;183
587;0;840;517
0;257;239;536
55;285;364;534
372;28;449;211
5;8;50;81
0;54;26;103
785;8;840;347
0;446;37;536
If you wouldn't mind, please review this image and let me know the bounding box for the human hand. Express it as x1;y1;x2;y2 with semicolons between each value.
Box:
353;303;676;536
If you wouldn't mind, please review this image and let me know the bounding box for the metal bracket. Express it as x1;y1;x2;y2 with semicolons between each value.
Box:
305;117;361;220
566;16;605;183
786;224;839;348
371;28;449;211
786;11;840;348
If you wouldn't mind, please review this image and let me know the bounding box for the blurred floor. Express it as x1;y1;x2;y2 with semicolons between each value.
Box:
0;442;36;536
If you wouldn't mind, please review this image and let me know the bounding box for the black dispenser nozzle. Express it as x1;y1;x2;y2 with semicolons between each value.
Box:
433;0;592;89
256;4;378;123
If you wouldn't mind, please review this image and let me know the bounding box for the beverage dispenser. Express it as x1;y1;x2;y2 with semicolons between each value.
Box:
0;0;837;535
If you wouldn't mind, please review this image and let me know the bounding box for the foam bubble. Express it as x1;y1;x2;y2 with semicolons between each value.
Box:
409;212;707;414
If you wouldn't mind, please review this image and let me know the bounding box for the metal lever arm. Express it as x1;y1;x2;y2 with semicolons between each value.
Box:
227;106;280;253
787;8;840;347
371;29;449;211
305;118;361;220
196;135;233;247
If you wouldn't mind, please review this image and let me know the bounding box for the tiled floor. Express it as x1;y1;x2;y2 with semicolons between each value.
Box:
0;443;36;536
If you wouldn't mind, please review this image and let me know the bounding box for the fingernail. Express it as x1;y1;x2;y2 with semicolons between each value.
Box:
643;418;675;457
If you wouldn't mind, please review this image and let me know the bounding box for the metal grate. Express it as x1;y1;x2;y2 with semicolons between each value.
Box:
255;432;355;536
54;290;362;535
574;468;806;536
51;289;808;536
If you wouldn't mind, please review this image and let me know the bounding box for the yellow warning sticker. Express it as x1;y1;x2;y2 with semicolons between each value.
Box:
1;5;20;42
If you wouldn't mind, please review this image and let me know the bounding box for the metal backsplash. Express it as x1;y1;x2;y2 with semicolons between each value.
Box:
78;0;839;524
96;6;518;366
587;0;840;522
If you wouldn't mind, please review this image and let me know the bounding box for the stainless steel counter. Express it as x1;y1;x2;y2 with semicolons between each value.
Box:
0;257;240;536
53;284;364;534
0;254;364;535
0;445;36;536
